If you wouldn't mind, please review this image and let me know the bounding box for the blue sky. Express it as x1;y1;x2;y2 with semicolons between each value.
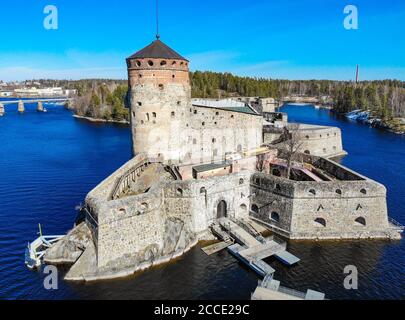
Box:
0;0;404;81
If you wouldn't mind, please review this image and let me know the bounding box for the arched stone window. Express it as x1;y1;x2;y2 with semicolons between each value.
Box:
200;187;206;194
304;150;310;154
171;111;175;118
239;178;244;185
354;217;366;226
158;84;164;90
160;60;167;66
305;135;309;139
152;112;156;118
172;61;177;66
240;204;247;212
255;178;260;185
176;188;183;196
360;189;367;195
251;204;259;214
136;60;141;67
314;217;326;227
271;212;280;222
323;148;327;153
146;113;150;121
335;189;342;195
148;60;154;66
309;189;316;195
275;184;281;191
202;122;205;126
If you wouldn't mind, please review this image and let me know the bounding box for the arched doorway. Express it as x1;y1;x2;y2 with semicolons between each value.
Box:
217;200;227;219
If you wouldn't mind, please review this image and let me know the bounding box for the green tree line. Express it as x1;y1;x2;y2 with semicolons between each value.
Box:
32;74;405;121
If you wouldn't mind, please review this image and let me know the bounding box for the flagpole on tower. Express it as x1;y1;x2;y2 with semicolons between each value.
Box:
156;0;160;39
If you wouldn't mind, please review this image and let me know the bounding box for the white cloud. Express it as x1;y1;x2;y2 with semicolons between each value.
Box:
0;49;403;82
186;50;405;80
0;66;126;81
186;50;242;72
0;50;128;81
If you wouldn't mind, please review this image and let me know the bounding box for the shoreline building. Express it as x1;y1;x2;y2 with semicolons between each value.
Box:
45;38;403;282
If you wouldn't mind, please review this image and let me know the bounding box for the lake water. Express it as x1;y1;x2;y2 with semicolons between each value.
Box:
0;101;403;300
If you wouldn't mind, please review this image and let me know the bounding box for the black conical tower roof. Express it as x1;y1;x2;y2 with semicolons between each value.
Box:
128;39;188;61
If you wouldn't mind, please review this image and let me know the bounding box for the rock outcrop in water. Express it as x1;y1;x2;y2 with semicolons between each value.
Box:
346;110;405;134
43;222;92;265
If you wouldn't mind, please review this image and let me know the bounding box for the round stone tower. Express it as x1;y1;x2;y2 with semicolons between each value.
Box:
126;39;191;164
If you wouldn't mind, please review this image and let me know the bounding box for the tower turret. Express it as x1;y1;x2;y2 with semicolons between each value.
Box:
127;39;191;164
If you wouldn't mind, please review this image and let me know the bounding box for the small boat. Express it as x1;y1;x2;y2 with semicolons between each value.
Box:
25;224;63;270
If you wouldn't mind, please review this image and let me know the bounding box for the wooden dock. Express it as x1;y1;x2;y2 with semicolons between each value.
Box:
252;278;326;300
214;217;300;279
201;241;232;255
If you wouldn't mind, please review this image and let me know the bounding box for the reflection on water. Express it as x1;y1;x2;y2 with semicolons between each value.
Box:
0;102;403;299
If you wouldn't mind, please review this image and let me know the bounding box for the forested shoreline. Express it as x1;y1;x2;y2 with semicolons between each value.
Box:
33;73;405;131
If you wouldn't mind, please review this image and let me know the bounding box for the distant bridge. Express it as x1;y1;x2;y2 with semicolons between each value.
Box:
0;98;73;115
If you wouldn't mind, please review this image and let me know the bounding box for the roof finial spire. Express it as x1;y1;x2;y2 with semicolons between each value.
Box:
156;0;160;40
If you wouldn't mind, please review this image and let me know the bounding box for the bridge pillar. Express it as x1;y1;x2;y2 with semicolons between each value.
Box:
37;101;44;112
0;103;4;116
18;100;25;113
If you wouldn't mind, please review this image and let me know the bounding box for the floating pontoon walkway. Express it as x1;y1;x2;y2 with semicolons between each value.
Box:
228;243;275;277
201;241;232;255
274;250;301;266
252;278;326;300
214;217;300;278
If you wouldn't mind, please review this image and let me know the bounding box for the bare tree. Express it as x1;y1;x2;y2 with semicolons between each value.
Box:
281;123;303;179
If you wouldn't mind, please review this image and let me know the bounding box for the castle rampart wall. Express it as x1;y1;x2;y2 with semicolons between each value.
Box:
264;125;346;159
187;105;263;164
85;153;254;269
250;158;391;240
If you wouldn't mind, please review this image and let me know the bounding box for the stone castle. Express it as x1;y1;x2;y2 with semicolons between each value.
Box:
46;38;402;281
